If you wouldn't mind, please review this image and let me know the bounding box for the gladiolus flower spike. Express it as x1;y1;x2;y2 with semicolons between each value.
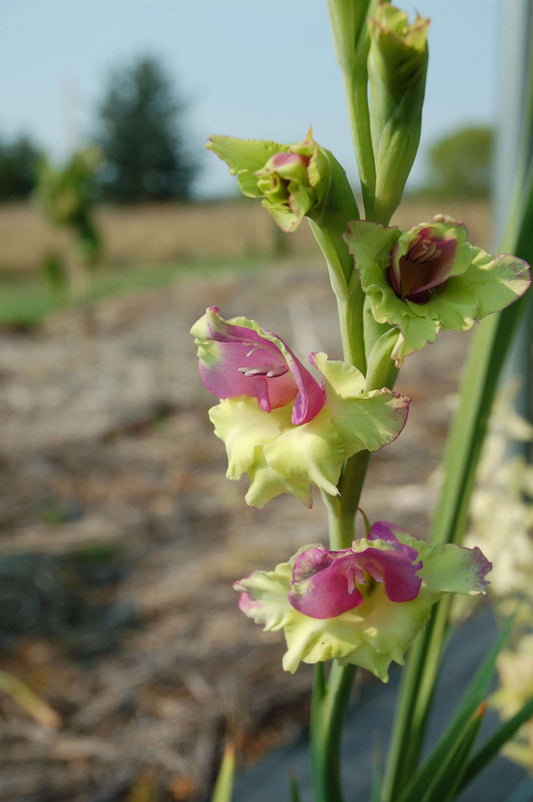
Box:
235;520;492;680
191;308;410;508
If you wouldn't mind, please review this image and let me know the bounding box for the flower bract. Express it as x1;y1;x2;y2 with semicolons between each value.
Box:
345;215;531;365
235;521;491;680
191;308;409;507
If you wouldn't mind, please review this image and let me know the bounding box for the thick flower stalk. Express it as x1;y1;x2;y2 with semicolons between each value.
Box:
235;520;491;680
345;215;531;365
191;307;409;508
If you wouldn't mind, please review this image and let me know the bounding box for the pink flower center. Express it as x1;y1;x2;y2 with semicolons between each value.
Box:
387;229;457;304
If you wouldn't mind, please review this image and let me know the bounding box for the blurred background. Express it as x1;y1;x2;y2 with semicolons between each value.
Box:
0;1;509;800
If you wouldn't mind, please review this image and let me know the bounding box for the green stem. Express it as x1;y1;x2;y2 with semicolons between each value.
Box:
310;662;357;802
344;72;376;219
322;451;371;550
307;218;366;375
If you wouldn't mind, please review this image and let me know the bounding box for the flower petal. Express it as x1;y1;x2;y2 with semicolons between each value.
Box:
235;529;491;679
345;217;531;365
209;398;290;479
192;307;325;423
263;407;345;497
311;353;410;452
289;547;364;619
462;248;531;316
245;456;312;509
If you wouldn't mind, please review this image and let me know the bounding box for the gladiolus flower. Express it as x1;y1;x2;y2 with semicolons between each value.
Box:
191;309;409;508
345;215;531;365
235;521;492;679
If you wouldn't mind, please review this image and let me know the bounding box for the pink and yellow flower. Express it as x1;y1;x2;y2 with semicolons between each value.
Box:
191;308;409;508
235;521;492;679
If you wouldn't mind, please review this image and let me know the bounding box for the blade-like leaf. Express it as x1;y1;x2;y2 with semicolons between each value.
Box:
371;767;385;802
418;704;486;802
212;743;236;802
396;619;512;802
460;694;533;791
289;772;301;802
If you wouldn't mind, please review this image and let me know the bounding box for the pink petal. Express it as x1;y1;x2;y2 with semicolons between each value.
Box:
289;547;364;619
198;307;325;423
288;526;423;620
286;349;326;425
357;546;422;603
367;521;422;601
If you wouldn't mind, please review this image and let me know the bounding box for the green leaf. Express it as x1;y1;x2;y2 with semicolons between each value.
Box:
459;694;533;792
394;619;512;802
370;766;385;802
418;704;485;802
289;772;301;802
211;742;236;802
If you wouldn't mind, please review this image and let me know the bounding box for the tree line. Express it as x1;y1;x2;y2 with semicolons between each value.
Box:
4;57;198;205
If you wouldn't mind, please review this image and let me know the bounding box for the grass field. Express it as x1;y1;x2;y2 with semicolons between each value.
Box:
0;197;491;326
0;255;274;327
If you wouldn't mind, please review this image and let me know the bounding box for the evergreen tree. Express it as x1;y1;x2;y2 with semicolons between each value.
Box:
96;57;197;202
0;135;42;202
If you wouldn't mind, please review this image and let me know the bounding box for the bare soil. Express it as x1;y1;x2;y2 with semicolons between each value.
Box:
0;251;474;801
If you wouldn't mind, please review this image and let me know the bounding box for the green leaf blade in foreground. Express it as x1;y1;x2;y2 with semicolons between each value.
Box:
395;620;512;802
459;694;533;793
211;742;236;802
289;772;302;802
418;703;485;802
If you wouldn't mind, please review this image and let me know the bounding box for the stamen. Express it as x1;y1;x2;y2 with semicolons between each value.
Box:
408;237;442;263
266;364;289;378
238;363;289;378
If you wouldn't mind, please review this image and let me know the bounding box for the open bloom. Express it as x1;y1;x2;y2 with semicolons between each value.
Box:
235;521;491;680
191;308;409;507
192;306;325;424
345;215;531;365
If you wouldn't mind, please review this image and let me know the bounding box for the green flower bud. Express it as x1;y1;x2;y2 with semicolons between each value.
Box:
368;2;429;222
327;0;373;75
207;130;358;233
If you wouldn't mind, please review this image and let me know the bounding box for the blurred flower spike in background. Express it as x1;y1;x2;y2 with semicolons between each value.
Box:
235;520;492;679
191;308;410;507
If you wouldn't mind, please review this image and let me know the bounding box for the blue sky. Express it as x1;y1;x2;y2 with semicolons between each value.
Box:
3;0;499;197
